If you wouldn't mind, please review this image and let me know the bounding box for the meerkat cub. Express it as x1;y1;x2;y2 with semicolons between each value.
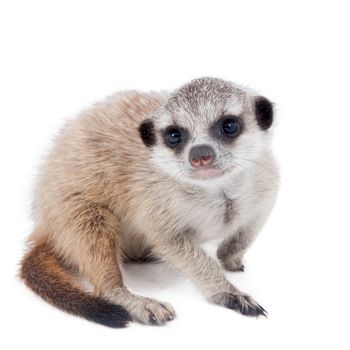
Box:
20;77;279;327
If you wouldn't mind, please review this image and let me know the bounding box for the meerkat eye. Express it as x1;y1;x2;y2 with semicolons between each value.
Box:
221;117;241;137
166;128;182;146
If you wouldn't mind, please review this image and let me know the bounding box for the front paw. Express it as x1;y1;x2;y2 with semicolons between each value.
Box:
129;298;176;325
210;291;267;317
221;257;245;272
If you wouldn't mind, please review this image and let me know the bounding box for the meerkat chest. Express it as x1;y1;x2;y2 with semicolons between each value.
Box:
180;191;242;242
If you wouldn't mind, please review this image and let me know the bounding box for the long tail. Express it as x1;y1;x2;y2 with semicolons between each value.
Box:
20;242;131;328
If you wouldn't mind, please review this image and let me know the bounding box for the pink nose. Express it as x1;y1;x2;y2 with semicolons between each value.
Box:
189;145;216;168
191;154;213;168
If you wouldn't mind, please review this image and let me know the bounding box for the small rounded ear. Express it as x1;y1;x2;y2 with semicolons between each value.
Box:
139;119;157;147
254;96;274;130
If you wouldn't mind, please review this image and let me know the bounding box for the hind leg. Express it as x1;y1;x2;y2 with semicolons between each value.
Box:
61;202;175;325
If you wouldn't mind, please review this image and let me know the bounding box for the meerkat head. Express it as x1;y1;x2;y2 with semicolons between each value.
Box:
139;77;274;187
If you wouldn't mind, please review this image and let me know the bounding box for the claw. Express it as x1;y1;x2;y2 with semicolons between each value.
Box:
213;292;268;318
148;312;157;325
257;303;268;316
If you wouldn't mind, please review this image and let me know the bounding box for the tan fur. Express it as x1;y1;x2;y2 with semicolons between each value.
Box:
21;78;279;326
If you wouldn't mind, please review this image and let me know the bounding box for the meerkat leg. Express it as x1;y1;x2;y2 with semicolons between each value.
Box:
217;230;251;272
93;261;175;326
66;203;175;325
151;233;266;317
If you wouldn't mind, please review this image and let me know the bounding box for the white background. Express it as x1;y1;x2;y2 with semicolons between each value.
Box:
1;1;349;349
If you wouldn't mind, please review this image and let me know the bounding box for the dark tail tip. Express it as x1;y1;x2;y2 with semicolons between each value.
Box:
81;299;131;328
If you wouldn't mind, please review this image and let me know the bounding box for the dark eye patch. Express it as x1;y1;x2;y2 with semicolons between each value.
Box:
162;125;189;153
209;116;244;143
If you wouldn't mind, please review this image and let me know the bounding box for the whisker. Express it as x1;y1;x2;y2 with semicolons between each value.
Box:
232;156;280;183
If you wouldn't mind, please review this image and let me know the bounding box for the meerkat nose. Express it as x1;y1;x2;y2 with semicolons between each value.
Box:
189;145;216;168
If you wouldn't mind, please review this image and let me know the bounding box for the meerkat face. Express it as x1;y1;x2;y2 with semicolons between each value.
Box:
139;78;274;187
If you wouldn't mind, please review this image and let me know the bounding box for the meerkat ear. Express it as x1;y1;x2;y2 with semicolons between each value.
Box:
254;96;274;130
139;119;157;147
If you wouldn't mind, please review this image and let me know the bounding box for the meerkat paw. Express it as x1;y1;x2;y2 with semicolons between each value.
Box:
129;298;176;325
220;257;245;272
210;291;267;317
